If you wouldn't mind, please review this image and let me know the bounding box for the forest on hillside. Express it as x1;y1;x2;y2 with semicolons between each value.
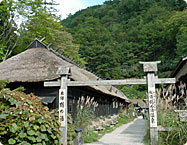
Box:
61;0;187;99
1;0;187;99
62;0;187;79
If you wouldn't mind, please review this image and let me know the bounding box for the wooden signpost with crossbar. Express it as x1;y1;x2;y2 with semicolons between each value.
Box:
44;61;176;145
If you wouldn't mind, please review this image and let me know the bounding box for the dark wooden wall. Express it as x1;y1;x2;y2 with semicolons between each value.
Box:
7;82;127;120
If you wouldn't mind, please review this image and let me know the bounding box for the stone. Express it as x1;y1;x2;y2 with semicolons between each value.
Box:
174;110;187;122
106;124;110;127
93;131;98;134
110;125;114;128
157;125;168;132
111;121;116;125
96;126;104;131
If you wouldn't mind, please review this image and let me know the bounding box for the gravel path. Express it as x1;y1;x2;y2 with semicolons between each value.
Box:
84;116;148;145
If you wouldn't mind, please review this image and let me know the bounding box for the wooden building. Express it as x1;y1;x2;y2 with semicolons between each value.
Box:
0;39;129;119
171;56;187;109
171;56;187;84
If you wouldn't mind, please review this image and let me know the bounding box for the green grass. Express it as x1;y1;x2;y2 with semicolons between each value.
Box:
143;110;187;145
143;128;150;145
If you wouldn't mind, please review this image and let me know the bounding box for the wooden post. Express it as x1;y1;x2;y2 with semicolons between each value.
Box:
147;73;158;145
57;67;70;145
140;61;160;145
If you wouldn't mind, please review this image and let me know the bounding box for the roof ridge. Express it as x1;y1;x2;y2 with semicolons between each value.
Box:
26;39;102;79
26;38;47;49
26;38;83;69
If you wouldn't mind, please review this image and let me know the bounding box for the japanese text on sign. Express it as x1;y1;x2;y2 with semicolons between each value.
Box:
59;89;66;126
148;88;157;127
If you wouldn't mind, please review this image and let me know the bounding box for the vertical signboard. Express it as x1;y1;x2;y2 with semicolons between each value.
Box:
59;89;66;126
148;88;157;127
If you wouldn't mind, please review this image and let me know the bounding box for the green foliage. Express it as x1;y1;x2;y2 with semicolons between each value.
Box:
157;110;186;145
145;83;187;145
83;112;134;143
118;85;147;99
75;96;97;134
83;130;100;143
61;0;187;99
0;0;18;61
15;0;85;65
0;80;9;90
0;0;84;65
16;11;62;51
62;0;187;81
76;106;95;130
126;103;135;118
0;88;60;144
164;10;187;58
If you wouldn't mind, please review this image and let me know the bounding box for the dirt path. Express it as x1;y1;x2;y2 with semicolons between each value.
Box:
84;116;148;145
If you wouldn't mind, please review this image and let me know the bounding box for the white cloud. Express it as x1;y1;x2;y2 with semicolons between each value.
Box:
55;0;106;19
56;0;88;19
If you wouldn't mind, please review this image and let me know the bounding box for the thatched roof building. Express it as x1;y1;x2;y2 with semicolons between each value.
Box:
0;39;128;100
171;56;187;109
0;39;129;118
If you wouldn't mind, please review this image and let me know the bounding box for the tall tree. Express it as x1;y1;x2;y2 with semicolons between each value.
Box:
0;0;85;64
62;0;187;98
0;0;18;61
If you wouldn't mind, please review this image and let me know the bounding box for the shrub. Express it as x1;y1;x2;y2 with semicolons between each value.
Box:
0;80;9;90
75;96;98;134
157;109;186;145
127;103;134;118
0;88;61;145
156;83;187;145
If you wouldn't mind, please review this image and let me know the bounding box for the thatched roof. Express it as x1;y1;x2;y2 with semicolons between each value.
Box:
0;39;128;101
171;56;187;81
131;100;138;105
138;101;148;109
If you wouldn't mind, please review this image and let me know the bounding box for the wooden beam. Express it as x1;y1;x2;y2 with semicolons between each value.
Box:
140;61;161;72
44;80;60;87
155;78;176;84
67;79;147;86
44;78;175;87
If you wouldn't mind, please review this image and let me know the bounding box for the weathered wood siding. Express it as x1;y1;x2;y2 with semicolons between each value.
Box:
7;82;126;120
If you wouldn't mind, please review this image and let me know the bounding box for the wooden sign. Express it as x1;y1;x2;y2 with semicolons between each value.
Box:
148;88;157;127
59;89;66;126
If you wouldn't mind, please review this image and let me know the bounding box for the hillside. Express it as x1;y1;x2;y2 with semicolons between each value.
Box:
61;0;187;99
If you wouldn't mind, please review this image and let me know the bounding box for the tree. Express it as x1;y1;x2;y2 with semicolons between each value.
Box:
164;10;187;59
0;0;85;64
72;17;118;78
0;0;18;61
62;0;187;98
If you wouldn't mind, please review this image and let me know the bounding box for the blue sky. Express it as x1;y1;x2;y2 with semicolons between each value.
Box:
55;0;107;19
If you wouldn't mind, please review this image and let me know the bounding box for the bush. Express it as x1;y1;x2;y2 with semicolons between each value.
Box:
155;83;187;145
0;88;61;145
0;80;9;90
75;96;98;134
127;104;135;118
157;109;186;145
